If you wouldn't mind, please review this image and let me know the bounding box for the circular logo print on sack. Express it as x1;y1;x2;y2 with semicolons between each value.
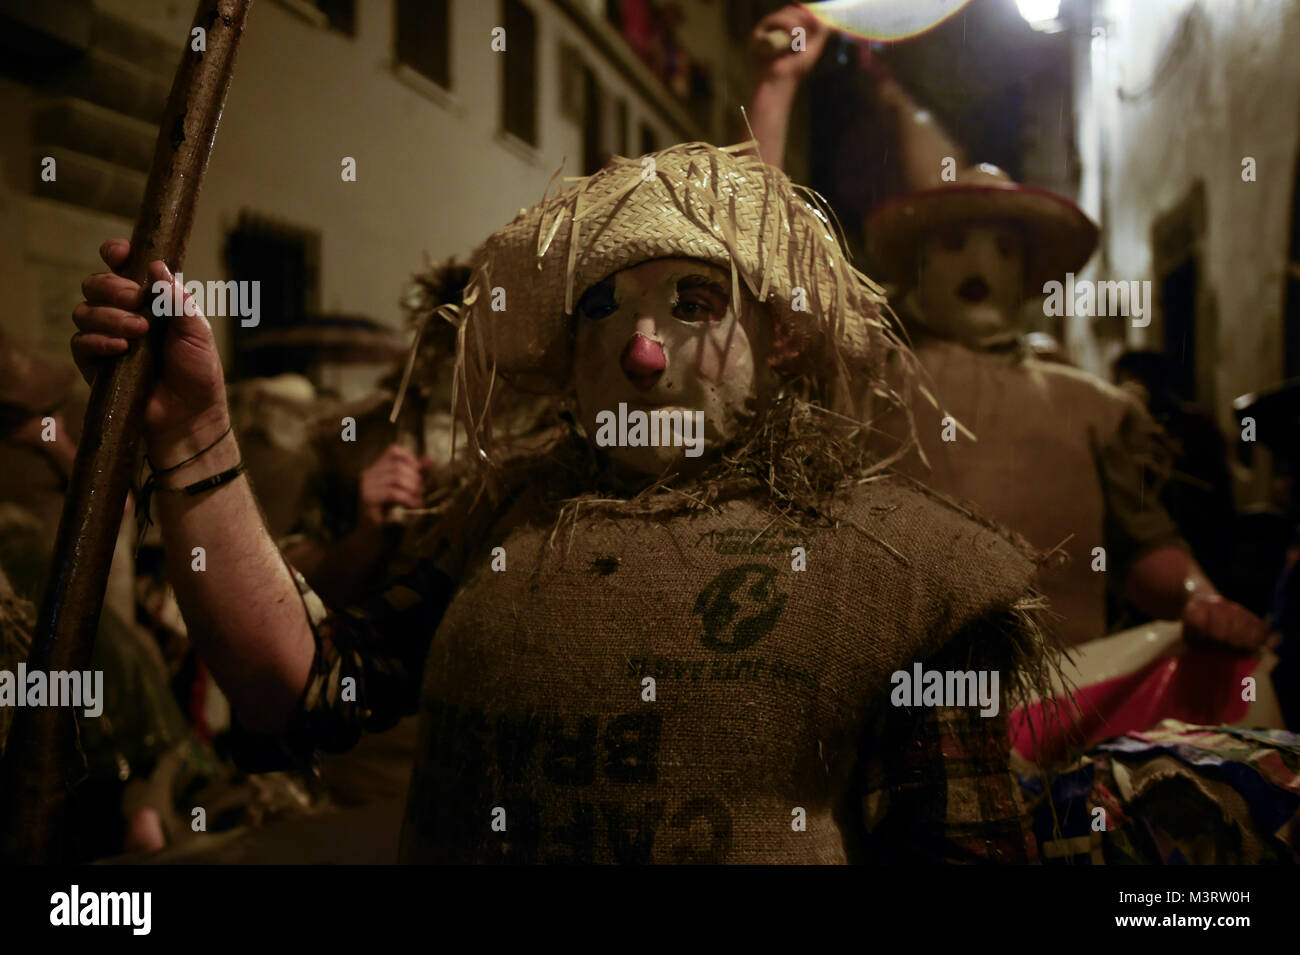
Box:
693;563;787;653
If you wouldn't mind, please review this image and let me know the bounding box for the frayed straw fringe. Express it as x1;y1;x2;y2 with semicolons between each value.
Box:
528;392;932;553
921;586;1080;791
390;301;459;427
877;470;1089;775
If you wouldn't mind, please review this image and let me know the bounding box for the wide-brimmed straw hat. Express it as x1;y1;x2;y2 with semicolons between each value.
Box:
864;164;1099;290
450;141;909;460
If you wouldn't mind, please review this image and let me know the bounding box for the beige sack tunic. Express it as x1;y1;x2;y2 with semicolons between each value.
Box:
237;476;1051;864
892;338;1185;647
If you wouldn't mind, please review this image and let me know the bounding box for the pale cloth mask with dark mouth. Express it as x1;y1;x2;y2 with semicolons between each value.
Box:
911;222;1025;351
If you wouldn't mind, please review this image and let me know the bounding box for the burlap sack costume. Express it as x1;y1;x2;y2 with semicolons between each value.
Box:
865;166;1185;647
393;473;1051;863
884;340;1183;647
248;142;1062;863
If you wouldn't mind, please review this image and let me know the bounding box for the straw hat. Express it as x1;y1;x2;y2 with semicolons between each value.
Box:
864;163;1099;290
454;143;901;425
240;315;409;364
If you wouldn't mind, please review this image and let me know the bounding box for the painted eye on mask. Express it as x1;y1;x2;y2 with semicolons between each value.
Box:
672;276;728;324
939;227;966;252
577;279;618;321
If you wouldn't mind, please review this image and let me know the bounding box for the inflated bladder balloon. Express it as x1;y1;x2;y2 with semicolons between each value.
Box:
806;0;973;42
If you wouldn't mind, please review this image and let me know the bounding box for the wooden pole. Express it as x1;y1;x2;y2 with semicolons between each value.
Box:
0;0;253;863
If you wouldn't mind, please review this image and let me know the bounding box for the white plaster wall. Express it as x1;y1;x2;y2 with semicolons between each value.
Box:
1073;0;1300;430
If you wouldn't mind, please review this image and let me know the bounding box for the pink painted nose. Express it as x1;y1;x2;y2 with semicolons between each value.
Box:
620;333;665;390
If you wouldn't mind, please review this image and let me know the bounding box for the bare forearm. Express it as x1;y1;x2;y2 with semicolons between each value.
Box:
156;424;314;730
748;77;798;169
71;248;318;729
1124;545;1215;620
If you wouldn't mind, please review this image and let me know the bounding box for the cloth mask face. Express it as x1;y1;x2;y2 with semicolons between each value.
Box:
913;222;1025;349
573;258;763;477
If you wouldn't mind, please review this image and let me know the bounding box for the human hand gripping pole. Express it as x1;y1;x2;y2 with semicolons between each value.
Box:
0;0;253;863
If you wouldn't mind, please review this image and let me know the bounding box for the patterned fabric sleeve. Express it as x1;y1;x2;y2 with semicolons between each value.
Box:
858;701;1038;864
228;556;456;773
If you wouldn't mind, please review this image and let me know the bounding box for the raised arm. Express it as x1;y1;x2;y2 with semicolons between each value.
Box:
746;5;830;169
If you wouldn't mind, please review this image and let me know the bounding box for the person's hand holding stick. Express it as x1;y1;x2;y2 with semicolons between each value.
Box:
747;5;832;169
0;0;254;863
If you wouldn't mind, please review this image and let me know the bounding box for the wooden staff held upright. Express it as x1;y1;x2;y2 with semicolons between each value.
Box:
0;0;253;863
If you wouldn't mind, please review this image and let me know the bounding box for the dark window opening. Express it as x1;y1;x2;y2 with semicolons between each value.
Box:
614;99;628;157
501;0;537;145
224;213;321;380
313;0;356;37
1160;258;1199;401
1152;183;1207;404
582;66;604;175
1285;156;1300;379
395;0;451;89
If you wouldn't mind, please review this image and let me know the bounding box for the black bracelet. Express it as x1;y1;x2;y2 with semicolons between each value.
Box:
145;423;233;476
135;454;246;550
159;461;248;497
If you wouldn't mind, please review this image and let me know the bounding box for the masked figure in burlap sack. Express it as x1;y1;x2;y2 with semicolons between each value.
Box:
72;144;1064;864
864;165;1270;659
